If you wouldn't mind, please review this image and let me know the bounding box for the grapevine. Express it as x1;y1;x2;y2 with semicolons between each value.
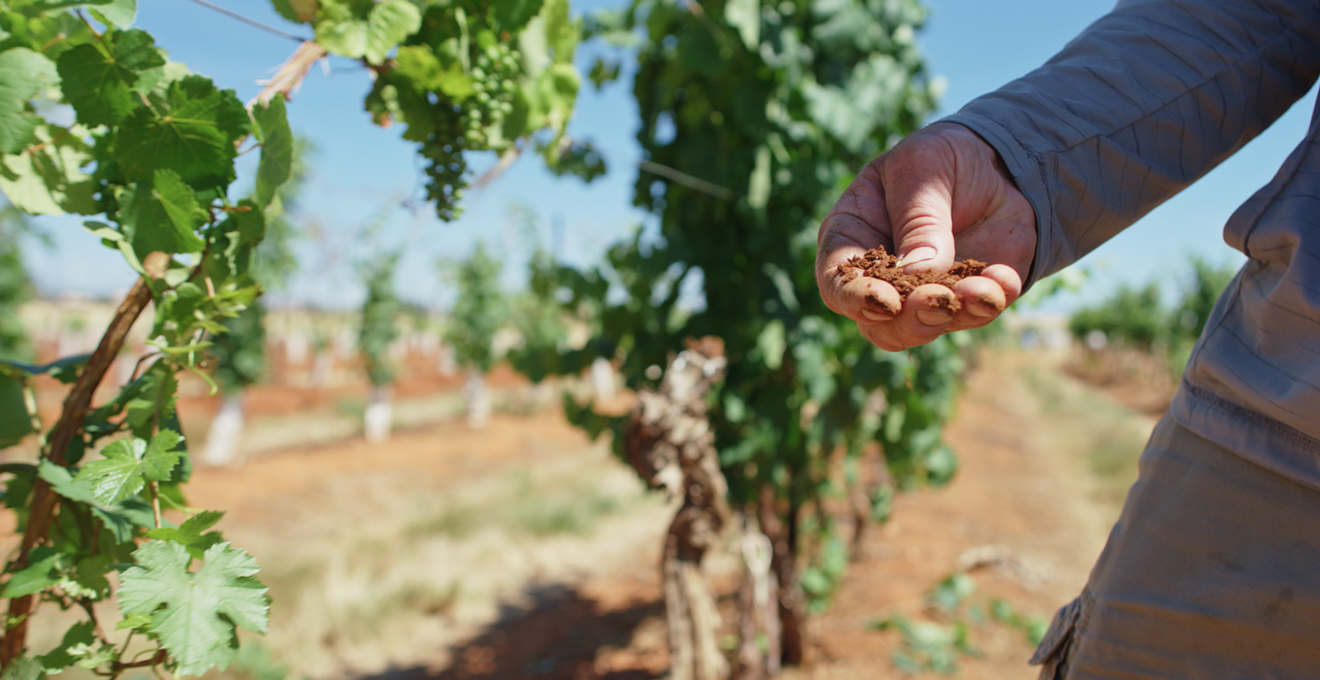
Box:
353;0;590;221
0;0;591;674
520;0;956;665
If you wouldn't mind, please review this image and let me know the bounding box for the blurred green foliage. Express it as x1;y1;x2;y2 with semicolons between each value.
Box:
513;0;968;633
359;252;402;388
441;242;507;375
1070;256;1238;372
869;571;1048;675
212;301;268;396
209;139;312;395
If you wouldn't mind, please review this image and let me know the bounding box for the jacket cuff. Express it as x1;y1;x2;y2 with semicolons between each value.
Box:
937;111;1059;292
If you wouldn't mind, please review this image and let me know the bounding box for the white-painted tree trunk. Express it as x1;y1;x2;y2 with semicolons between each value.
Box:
438;345;457;376
465;370;490;429
285;331;309;366
203;395;246;467
311;351;332;387
591;356;616;400
364;386;393;442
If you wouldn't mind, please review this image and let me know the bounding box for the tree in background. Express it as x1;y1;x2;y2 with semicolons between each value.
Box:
520;0;955;669
1070;256;1239;374
204;140;313;465
359;250;403;441
442;242;507;428
1176;256;1238;340
1069;282;1166;351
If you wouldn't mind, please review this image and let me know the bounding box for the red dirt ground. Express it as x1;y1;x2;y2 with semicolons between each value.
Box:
164;352;1129;680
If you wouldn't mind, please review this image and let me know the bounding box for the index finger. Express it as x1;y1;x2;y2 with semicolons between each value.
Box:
817;215;902;321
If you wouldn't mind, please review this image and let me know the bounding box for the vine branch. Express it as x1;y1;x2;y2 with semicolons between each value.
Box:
0;277;154;666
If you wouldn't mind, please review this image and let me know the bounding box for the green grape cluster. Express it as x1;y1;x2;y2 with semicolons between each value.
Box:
420;106;468;222
418;41;522;221
461;42;520;147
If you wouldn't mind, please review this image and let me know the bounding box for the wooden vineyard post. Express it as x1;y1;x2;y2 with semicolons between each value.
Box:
625;339;731;680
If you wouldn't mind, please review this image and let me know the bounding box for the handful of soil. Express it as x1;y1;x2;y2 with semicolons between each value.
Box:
835;246;987;313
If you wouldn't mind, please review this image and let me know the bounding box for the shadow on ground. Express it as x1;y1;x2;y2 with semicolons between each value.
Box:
358;584;665;680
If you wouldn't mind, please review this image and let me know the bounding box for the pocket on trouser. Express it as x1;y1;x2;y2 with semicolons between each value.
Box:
1030;593;1085;679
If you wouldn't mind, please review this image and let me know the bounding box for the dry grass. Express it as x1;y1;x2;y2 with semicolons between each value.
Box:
211;443;670;680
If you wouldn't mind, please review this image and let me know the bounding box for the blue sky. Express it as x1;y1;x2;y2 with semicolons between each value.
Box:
21;0;1320;313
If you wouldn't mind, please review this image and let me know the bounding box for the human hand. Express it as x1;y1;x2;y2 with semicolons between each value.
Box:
816;122;1037;351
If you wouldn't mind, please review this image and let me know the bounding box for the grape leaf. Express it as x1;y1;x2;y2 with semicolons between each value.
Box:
494;0;545;34
393;46;474;99
252;97;291;208
724;0;760;50
118;169;206;257
147;510;225;559
41;459;161;537
134;60;192;97
0;353;94;386
0;373;32;449
123;364;180;436
315;0;420;64
0;656;41;680
115;612;151;630
57;29;164;127
1;546;62;598
38;461;99;505
34;0;138;29
0;124;97;216
74;429;184;506
34;620;117;672
115;75;249;191
540;0;579;66
270;0;317;23
364;0;421;64
117;541;270;676
0;48;59;154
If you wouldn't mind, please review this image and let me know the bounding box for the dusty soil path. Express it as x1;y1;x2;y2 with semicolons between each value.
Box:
787;352;1156;679
155;351;1155;680
177;410;672;680
387;351;1154;680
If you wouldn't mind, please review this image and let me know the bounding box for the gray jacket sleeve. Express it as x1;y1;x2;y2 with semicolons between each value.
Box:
942;0;1320;287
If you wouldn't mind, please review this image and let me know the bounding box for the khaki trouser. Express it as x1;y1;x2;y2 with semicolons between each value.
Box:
1033;414;1320;679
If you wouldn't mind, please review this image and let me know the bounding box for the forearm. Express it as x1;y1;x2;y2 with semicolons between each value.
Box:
944;0;1320;286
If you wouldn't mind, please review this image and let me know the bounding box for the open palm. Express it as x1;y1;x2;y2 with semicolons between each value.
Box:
816;123;1038;351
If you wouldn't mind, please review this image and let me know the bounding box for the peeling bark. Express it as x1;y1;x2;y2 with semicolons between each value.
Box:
625;338;730;680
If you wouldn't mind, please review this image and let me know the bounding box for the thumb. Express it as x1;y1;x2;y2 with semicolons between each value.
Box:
880;133;959;273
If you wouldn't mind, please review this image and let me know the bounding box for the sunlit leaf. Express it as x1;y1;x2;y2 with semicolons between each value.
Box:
56;29;164;127
118;541;269;676
118;169;206;257
252;97;291;208
115;75;249;191
0;48;59;154
74;429;184;506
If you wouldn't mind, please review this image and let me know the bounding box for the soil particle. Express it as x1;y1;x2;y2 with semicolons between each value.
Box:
836;246;987;314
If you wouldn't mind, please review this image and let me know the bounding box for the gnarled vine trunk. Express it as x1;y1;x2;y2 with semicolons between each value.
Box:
625;339;730;680
758;485;807;667
735;526;780;679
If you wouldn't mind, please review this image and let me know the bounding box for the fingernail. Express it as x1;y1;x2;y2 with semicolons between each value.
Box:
898;246;937;268
966;301;996;318
860;309;892;322
966;294;1004;318
916;309;952;327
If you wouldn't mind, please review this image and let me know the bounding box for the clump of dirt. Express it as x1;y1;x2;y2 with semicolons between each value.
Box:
836;246;987;313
